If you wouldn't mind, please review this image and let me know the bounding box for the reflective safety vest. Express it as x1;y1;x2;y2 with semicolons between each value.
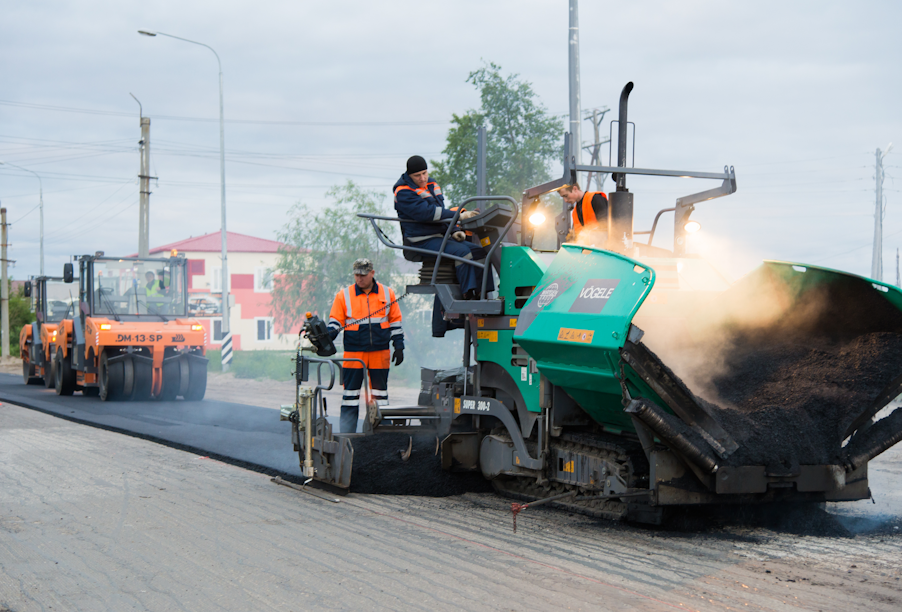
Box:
145;281;162;297
571;191;609;232
328;281;404;353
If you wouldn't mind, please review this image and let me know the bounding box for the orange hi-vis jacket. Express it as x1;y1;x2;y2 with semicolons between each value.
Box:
571;191;609;232
328;281;404;359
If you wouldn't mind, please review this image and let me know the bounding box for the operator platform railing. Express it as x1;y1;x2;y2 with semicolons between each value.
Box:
357;195;518;301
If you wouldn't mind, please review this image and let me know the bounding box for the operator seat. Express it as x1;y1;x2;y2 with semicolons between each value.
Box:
401;202;516;288
402;203;515;321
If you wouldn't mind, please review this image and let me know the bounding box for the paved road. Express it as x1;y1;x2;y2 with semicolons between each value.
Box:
0;372;304;478
1;373;900;530
2;403;901;612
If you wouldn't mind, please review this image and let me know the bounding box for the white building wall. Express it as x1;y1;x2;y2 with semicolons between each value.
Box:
181;250;296;351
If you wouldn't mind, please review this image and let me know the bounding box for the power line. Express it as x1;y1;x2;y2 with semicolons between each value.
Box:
10;203;41;225
741;154;864;168
813;226;902;264
0;99;450;127
42;183;136;240
0;182;131;199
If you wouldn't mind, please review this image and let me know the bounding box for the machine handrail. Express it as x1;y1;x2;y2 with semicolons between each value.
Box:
298;354;370;424
356;215;448;223
359;215;484;269
470;196;518;299
357;195;518;300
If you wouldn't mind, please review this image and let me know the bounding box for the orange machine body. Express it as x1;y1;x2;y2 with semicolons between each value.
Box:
22;323;60;372
51;253;209;401
20;276;69;385
55;316;206;395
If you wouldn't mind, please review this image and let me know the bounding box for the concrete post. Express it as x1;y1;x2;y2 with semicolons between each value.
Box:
872;147;890;281
1;207;8;358
138;117;151;258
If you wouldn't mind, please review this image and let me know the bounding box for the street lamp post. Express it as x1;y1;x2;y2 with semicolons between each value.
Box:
138;30;232;371
0;161;43;276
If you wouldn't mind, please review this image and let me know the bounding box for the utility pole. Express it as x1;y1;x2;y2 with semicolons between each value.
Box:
872;144;893;281
138;115;152;258
1;207;8;358
131;94;152;257
568;0;581;183
582;107;610;191
896;248;900;288
477;126;487;200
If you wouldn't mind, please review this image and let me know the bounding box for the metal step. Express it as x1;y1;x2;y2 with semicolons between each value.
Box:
405;283;503;315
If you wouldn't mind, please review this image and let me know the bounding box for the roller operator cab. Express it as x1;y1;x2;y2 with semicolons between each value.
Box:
20;275;76;388
52;253;208;401
282;83;902;524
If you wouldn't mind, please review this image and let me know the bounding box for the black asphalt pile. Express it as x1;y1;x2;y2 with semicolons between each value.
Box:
648;267;902;468
708;332;902;466
350;433;493;496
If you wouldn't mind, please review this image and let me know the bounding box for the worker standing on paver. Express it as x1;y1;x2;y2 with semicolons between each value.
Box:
560;182;609;247
327;258;404;433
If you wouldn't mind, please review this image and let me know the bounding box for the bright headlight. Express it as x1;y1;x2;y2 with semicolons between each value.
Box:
684;220;701;234
529;212;546;226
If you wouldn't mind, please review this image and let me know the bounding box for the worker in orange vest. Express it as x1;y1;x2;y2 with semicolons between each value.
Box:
560;182;609;246
327;258;404;433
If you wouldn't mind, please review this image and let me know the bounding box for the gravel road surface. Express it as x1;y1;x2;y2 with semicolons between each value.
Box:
1;375;902;610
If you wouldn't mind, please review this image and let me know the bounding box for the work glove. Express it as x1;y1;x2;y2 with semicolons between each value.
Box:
459;209;480;221
452;231;466;241
392;346;404;366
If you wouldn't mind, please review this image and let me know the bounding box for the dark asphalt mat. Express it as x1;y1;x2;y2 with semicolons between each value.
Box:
0;373;302;477
0;374;491;497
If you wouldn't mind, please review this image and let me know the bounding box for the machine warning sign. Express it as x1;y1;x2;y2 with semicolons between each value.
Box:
557;328;595;343
568;279;619;313
477;331;498;342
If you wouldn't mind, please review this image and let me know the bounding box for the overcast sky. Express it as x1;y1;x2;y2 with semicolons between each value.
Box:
1;0;900;282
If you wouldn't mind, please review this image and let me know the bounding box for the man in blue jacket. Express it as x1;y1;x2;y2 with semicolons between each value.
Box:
393;155;493;300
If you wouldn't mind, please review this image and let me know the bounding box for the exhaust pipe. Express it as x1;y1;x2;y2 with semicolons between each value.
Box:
843;407;902;472
626;399;719;474
608;82;634;252
615;81;633;192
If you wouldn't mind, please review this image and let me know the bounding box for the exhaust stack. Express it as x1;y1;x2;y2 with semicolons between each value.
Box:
608;82;634;252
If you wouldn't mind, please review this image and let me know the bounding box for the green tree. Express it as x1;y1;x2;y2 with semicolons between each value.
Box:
272;181;399;330
430;62;563;205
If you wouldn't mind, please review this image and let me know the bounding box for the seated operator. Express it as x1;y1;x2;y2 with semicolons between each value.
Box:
560;182;609;248
145;271;162;297
393;155;494;301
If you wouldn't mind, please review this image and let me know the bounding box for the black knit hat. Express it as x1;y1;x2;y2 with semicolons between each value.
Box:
406;155;428;175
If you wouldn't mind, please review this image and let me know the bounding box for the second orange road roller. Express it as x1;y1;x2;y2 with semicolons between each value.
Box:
52;251;208;401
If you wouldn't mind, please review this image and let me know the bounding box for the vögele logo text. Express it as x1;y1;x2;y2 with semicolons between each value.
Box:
569;279;620;314
578;286;616;300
